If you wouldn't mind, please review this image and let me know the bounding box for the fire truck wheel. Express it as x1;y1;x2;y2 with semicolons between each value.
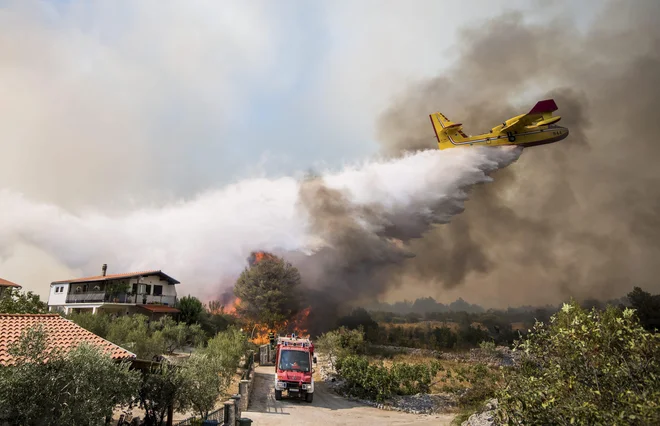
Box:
275;390;282;400
305;392;313;403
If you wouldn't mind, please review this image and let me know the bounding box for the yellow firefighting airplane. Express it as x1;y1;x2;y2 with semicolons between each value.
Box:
429;99;569;150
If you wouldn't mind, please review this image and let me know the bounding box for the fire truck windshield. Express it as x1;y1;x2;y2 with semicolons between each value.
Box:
278;349;311;372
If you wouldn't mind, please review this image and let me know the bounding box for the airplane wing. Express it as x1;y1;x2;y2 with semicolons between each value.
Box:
501;99;560;133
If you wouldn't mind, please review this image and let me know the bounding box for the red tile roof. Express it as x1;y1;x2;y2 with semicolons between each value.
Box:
0;314;135;366
51;270;180;285
0;278;21;288
138;305;180;313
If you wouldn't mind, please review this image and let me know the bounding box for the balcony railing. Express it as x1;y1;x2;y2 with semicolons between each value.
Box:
65;292;177;306
65;292;106;303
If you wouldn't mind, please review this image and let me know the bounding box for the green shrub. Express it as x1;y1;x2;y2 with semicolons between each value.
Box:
66;311;111;338
439;362;502;409
337;355;395;402
336;354;441;402
391;361;441;394
478;340;495;352
496;301;660;425
478;340;502;359
316;326;366;369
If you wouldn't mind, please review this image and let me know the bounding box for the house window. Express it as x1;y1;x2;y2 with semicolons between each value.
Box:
132;283;138;294
145;285;152;295
153;285;163;296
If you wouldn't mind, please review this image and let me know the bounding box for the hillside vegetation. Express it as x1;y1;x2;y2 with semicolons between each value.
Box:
318;290;660;425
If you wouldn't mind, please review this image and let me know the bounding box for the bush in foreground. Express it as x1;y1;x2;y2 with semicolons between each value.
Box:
0;325;139;425
496;301;660;425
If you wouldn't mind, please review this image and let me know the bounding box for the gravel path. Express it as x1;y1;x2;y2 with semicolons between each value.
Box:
244;365;455;425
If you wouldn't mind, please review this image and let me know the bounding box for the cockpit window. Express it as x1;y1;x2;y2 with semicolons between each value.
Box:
278;350;311;372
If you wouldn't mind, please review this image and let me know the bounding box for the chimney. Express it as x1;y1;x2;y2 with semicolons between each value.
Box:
102;264;107;276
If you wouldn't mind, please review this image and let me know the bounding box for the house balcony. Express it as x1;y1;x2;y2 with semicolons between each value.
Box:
65;292;177;306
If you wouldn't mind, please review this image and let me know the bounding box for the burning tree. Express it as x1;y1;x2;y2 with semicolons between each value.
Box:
233;251;306;339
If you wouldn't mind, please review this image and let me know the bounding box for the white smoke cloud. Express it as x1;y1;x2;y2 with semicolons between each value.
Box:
0;0;286;209
0;146;520;301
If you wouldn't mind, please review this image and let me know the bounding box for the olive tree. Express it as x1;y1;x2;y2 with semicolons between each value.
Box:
202;326;248;385
155;316;206;354
176;354;225;419
105;314;166;359
0;324;140;425
0;288;47;314
177;327;249;418
137;362;182;426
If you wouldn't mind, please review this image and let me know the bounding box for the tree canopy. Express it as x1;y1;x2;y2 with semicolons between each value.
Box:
0;324;139;425
176;295;204;325
0;288;47;314
233;254;303;329
337;307;380;341
627;286;660;332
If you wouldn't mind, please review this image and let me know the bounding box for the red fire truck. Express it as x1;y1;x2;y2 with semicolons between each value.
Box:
273;334;317;402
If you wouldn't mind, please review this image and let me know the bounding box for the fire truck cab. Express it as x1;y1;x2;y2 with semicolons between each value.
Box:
273;334;317;403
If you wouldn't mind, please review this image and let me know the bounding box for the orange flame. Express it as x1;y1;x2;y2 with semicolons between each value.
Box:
291;306;311;335
245;306;312;345
224;297;241;315
248;250;277;267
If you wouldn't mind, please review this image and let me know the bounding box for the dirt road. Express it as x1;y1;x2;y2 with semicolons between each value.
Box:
243;365;456;425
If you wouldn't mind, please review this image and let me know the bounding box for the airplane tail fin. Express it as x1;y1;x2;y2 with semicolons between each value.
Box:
526;99;562;128
429;112;464;149
528;99;558;115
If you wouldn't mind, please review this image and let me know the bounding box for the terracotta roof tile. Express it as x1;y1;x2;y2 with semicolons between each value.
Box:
0;278;21;288
138;305;180;313
51;270;180;285
0;314;135;366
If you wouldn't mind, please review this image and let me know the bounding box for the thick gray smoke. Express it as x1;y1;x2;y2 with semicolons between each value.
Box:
370;0;660;307
0;146;519;306
283;147;520;318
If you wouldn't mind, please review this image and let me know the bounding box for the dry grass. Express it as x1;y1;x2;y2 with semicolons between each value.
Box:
221;370;245;400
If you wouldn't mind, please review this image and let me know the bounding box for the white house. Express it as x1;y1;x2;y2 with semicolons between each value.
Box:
47;264;181;318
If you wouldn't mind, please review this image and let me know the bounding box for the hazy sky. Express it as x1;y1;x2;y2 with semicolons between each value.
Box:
0;0;603;299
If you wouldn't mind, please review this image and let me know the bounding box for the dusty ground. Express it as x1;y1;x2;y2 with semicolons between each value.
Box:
243;365;456;425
